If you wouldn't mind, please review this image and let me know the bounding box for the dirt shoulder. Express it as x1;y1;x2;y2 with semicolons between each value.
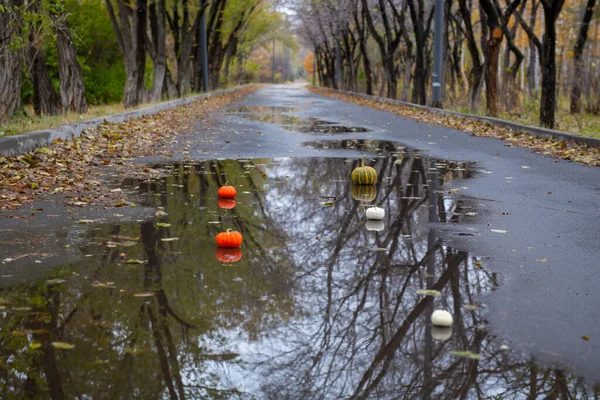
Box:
0;86;258;211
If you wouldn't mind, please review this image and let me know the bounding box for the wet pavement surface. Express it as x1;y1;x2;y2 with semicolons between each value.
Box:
1;84;600;398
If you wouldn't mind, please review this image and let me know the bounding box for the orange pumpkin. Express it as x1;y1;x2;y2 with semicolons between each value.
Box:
218;183;236;199
216;229;243;248
218;198;236;209
216;248;242;263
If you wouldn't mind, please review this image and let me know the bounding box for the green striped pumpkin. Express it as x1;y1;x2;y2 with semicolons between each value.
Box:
352;184;377;201
351;156;377;185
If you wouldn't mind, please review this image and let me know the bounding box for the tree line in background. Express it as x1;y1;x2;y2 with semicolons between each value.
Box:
0;0;295;123
297;0;598;129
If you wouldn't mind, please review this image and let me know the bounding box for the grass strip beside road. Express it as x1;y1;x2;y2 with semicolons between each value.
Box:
0;87;244;137
310;87;600;167
0;86;258;211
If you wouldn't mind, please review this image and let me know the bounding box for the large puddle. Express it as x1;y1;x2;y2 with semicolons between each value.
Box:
227;105;370;134
0;142;596;398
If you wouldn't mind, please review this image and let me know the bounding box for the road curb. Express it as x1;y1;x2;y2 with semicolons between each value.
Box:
317;87;600;147
0;86;251;157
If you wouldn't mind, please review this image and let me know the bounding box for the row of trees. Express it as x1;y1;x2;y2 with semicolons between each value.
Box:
0;0;87;119
297;0;598;129
0;0;292;123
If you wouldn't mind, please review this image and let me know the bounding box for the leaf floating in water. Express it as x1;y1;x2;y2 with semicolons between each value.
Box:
120;241;137;247
450;350;481;359
490;229;508;234
463;304;477;310
161;237;179;242
416;289;441;297
77;219;95;224
12;307;32;311
536;258;550;263
46;279;66;285
92;281;115;289
52;342;75;350
124;259;147;264
208;221;222;224
583;335;590;341
465;212;478;216
500;344;510;350
156;222;171;227
29;341;42;350
155;210;168;216
370;247;388;252
133;292;157;297
320;201;335;206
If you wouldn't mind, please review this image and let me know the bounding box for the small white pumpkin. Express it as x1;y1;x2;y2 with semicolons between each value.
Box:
431;326;453;341
365;220;385;232
431;309;453;327
365;206;385;220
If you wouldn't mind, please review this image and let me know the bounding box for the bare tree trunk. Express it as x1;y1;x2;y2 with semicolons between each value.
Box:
29;35;62;116
570;0;596;114
480;0;503;117
149;0;167;101
527;0;539;94
52;11;87;113
407;0;427;105
401;58;413;101
106;0;148;107
540;0;565;129
458;0;483;111
0;0;24;122
134;0;147;104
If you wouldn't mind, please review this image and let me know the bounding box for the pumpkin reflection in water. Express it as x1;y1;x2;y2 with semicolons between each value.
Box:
218;198;237;209
216;248;243;263
351;184;377;202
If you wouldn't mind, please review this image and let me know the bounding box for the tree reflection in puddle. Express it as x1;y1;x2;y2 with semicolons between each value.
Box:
0;141;596;398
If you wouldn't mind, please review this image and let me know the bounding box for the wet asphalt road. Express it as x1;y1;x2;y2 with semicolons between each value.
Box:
3;83;600;384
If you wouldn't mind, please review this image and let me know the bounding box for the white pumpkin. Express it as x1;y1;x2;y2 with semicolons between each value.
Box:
431;326;453;341
365;206;385;220
365;220;385;232
431;309;453;327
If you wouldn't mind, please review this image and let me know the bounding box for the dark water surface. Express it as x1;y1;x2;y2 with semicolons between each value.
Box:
227;105;370;134
0;141;596;398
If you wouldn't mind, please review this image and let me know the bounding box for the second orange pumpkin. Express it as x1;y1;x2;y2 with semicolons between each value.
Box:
216;229;243;248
